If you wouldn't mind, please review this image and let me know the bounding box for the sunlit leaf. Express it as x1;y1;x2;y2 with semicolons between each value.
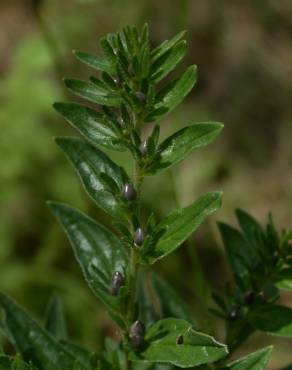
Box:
54;102;128;152
142;192;222;264
55;137;128;219
145;122;223;175
48;202;128;322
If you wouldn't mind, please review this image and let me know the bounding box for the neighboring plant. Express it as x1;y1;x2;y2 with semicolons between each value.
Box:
0;24;291;370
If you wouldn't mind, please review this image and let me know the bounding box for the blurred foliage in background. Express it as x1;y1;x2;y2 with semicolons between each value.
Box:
1;0;292;368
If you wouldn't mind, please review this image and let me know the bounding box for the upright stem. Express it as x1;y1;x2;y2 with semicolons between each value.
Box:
124;137;145;370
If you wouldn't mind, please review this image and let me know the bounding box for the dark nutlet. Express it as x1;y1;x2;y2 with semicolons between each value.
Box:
139;140;147;156
135;91;146;104
122;183;136;201
243;291;255;305
130;320;145;349
134;228;145;246
110;271;124;296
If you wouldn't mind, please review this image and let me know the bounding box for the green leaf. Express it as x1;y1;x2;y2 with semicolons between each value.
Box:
0;293;77;370
151;41;187;82
60;340;97;369
47;202;128;317
224;346;273;370
64;79;121;107
145;123;224;175
148;65;197;121
73;51;116;75
55;137;128;219
235;209;264;262
217;222;251;290
53;102;128;152
151;30;186;62
45;294;67;341
142;192;222;264
0;355;12;370
249;305;292;336
129;318;228;368
151;273;195;326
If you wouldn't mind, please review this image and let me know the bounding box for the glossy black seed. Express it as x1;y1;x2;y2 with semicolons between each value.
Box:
243;291;255;305
122;183;136;201
176;335;184;345
134;228;145;246
130;320;145;349
139;140;147;156
135;91;146;104
113;76;120;85
110;271;124;296
228;306;240;321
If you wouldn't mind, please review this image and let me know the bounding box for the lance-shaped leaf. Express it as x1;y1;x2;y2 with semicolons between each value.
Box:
56;137;128;219
224;346;273;370
73;50;116;75
64;79;121;107
151;30;186;62
151;273;195;326
60;340;97;370
142;192;222;264
53;102;127;152
145;122;224;175
248;305;292;337
147;65;197;121
129;318;228;367
218;222;251;291
47;202;128;317
45;294;67;341
0;293;77;370
151;41;187;82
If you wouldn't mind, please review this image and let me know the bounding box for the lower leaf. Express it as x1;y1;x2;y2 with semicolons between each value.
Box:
129;318;228;368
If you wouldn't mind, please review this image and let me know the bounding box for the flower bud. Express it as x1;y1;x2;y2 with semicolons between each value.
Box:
139;140;147;156
130;320;145;349
122;183;136;201
134;228;145;246
135;91;146;104
110;271;124;296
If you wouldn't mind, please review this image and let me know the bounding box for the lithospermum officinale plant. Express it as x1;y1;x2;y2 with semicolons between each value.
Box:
1;23;292;370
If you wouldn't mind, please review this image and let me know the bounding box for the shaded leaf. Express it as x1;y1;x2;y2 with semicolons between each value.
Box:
224;346;272;370
142;192;222;264
129;318;228;368
249;305;292;336
60;340;97;369
47;202;128;319
55;137;128;219
151;273;195;326
45;294;67;341
0;293;76;370
145;123;223;175
54;102;127;152
218;222;251;290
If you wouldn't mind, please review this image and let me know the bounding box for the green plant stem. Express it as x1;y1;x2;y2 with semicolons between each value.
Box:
124;140;145;370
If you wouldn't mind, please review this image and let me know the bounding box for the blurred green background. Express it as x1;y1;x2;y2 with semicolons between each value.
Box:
1;0;292;368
